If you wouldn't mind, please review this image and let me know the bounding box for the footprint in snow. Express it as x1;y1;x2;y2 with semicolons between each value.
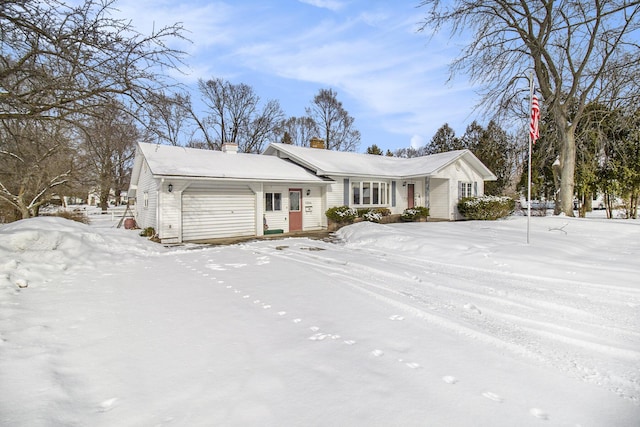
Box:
310;326;320;332
482;391;503;402
277;311;286;316
227;263;247;269
389;314;405;321
463;303;482;315
442;376;458;384
405;362;421;369
309;333;328;341
344;340;356;345
262;305;271;309
293;318;302;324
98;397;118;412
371;349;384;357
529;408;549;420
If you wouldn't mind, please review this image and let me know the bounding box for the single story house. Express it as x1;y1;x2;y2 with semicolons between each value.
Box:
128;142;496;243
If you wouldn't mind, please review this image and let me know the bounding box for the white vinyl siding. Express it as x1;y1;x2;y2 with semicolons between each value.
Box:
182;184;256;241
134;160;158;231
301;187;323;230
429;178;449;220
325;176;346;209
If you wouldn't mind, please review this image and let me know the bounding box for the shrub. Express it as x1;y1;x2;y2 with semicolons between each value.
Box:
140;227;156;237
373;207;391;217
362;210;382;223
326;206;358;223
401;206;429;221
357;207;391;223
457;196;515;220
50;210;90;224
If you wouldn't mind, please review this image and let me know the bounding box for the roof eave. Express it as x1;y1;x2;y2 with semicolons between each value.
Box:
150;173;332;184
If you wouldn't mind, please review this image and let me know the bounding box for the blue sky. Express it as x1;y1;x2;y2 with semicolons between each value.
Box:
115;0;480;153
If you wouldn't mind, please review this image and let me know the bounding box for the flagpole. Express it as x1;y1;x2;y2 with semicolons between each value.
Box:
527;72;534;244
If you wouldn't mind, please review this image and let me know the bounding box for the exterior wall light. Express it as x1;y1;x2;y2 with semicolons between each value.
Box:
168;183;173;193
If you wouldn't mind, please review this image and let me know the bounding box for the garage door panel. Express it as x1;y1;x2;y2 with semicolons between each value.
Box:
182;186;256;241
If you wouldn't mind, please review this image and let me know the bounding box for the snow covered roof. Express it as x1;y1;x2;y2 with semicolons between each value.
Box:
263;143;497;180
132;143;329;183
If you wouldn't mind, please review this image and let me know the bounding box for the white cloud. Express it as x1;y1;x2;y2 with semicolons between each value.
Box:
298;0;345;12
410;135;425;149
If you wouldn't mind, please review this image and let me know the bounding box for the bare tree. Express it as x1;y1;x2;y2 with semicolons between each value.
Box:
0;118;76;219
80;101;138;212
0;0;187;121
144;91;193;146
277;117;319;146
418;0;640;216
306;88;361;151
393;147;427;158
0;0;186;221
195;78;284;153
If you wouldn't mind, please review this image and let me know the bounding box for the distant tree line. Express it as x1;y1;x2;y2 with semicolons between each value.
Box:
147;84;361;153
380;121;521;197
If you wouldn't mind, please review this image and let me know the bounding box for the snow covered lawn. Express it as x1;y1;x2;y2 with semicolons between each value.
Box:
1;214;639;426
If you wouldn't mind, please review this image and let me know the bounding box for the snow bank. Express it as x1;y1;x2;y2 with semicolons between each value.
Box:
336;216;640;286
0;217;162;290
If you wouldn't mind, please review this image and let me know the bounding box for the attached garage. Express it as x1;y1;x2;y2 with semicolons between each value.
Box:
182;184;256;241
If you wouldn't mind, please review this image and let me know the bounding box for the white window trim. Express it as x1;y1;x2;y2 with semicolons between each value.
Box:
351;181;390;207
265;192;282;211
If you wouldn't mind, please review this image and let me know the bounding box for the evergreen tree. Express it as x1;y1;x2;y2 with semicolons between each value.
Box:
366;144;383;155
425;123;459;154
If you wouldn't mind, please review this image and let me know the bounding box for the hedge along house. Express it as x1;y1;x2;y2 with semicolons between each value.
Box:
129;142;331;244
263;143;496;222
129;141;496;243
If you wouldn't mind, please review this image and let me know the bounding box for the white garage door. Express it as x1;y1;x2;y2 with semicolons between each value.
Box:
182;185;256;241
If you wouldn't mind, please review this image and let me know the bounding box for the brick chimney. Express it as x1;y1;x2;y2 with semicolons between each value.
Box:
309;137;325;149
222;143;238;154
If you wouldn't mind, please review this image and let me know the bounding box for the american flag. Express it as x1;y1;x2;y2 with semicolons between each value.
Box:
530;95;540;143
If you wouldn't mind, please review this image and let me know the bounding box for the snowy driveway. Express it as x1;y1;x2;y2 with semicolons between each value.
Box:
1;216;639;426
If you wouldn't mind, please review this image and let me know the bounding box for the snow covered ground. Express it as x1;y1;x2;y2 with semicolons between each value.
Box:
1;211;639;426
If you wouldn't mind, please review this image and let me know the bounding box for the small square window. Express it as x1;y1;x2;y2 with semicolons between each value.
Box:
265;193;282;211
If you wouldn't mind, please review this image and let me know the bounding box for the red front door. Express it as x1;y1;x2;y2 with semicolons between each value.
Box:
407;184;415;208
289;189;302;231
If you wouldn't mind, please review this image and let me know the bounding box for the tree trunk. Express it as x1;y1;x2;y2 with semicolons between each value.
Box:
558;126;576;216
100;188;110;213
552;158;562;215
19;206;31;219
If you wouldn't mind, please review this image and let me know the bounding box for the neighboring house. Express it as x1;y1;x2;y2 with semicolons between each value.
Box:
129;142;496;243
88;189;128;207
